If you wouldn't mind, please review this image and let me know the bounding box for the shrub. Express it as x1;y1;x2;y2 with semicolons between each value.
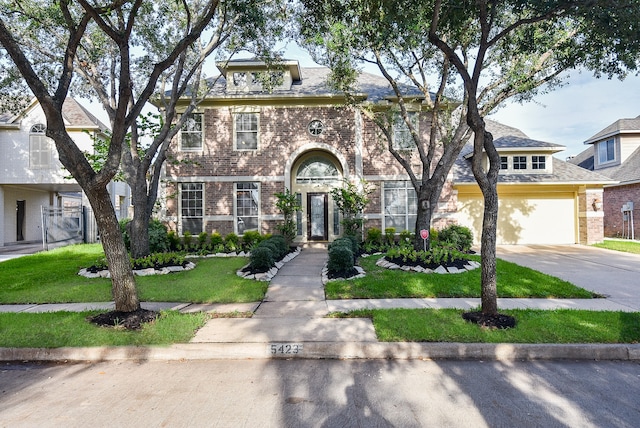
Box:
366;228;383;246
249;246;275;271
148;220;170;253
399;230;413;247
258;239;283;260
384;227;396;246
198;232;209;250
167;230;181;251
241;230;262;251
119;219;131;250
438;224;473;252
210;232;224;249
268;235;289;259
327;245;354;274
182;231;194;251
224;233;240;253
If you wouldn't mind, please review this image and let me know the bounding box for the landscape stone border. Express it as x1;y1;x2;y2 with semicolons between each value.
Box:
320;254;480;285
375;256;481;274
236;247;301;282
77;250;253;279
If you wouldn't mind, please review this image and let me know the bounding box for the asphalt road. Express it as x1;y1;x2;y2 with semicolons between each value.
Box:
2;359;639;427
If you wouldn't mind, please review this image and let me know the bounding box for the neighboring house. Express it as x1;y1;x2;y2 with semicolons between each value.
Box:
159;59;608;245
568;115;640;239
0;98;131;248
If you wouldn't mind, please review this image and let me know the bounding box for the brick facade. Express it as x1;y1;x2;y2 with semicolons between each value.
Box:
603;183;640;239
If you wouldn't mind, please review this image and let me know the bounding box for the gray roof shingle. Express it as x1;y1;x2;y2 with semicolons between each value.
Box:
585;115;640;144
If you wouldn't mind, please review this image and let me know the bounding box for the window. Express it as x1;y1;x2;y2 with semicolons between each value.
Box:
29;123;52;168
234;113;259;150
513;156;527;170
235;182;259;234
598;138;615;163
308;120;324;136
532;155;546;170
384;181;417;231
295;156;341;184
500;156;508;170
180;183;203;234
180;113;203;151
392;113;418;149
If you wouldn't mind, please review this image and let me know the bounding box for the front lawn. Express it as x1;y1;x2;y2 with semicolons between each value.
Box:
593;239;640;254
335;308;640;343
325;255;595;299
0;244;267;304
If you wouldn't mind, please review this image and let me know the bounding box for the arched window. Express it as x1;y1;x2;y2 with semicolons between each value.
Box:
29;123;52;168
295;156;341;184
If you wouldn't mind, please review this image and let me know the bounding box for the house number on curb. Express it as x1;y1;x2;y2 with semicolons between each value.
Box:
269;343;304;355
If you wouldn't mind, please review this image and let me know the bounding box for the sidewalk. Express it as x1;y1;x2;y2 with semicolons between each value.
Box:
2;245;640;361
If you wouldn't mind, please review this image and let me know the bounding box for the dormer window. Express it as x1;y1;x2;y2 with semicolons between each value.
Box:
532;156;546;170
597;138;615;164
513;156;527;170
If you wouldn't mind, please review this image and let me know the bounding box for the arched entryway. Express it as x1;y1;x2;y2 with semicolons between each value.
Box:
291;151;343;242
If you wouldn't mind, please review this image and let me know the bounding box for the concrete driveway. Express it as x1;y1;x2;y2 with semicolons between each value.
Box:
496;245;640;304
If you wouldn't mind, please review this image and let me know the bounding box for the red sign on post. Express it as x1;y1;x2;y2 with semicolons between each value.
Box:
420;229;429;240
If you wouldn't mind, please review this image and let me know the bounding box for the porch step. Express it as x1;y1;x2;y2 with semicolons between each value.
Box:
301;242;329;249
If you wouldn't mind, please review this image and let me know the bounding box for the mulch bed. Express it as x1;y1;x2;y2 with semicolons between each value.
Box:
386;256;471;271
89;308;158;330
462;311;516;329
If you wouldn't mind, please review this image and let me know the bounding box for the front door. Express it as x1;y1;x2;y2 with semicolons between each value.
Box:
16;200;25;241
307;193;328;241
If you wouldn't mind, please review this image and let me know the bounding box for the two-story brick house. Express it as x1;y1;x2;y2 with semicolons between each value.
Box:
568;115;640;239
160;59;609;245
0;98;131;248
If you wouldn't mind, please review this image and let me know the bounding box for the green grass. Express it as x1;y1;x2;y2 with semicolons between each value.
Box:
325;255;595;299
0;244;266;304
593;239;640;254
337;308;640;343
0;310;208;348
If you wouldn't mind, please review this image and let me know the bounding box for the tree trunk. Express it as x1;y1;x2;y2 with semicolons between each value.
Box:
128;179;151;259
478;180;499;315
87;186;140;312
414;192;433;251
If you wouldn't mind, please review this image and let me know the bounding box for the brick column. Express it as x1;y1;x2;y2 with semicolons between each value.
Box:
578;187;605;245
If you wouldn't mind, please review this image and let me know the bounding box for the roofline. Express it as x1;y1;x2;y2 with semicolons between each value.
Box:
605;179;640;188
453;180;617;186
462;146;565;159
584;129;640;145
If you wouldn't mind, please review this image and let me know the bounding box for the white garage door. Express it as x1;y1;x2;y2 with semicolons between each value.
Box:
457;193;577;245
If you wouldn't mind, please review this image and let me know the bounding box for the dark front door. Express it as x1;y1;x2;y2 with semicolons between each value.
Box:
307;193;328;241
16;200;25;241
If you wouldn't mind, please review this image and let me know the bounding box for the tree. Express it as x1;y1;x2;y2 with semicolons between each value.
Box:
330;180;374;238
299;0;640;321
426;0;640;319
275;188;302;246
299;1;474;251
72;0;287;259
0;0;221;312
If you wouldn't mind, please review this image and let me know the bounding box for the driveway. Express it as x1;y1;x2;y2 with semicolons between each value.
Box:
496;245;640;304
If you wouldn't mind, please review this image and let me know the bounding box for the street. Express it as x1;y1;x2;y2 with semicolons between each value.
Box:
1;359;639;427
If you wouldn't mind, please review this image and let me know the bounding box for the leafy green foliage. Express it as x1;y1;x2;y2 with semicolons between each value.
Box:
241;230;262;251
119;219;170;254
224;233;240;252
437;224;473;253
249;246;275;271
328;245;355;275
274;188;302;246
330;180;374;237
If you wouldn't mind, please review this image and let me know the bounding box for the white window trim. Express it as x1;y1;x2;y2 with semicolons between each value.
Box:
382;181;417;232
597;138;616;165
531;155;547;170
392;112;418;150
29;123;53;169
234;182;261;234
233;111;260;151
179;182;204;234
179;112;204;152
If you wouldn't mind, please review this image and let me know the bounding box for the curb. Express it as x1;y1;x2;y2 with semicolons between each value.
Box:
2;342;640;362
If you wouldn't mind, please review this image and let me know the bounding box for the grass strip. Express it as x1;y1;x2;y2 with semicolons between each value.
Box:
593;240;640;254
336;308;640;343
0;310;208;348
325;255;595;300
